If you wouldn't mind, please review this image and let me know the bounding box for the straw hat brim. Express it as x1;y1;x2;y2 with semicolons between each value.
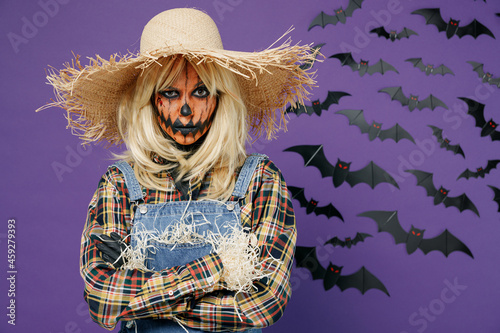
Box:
39;33;318;146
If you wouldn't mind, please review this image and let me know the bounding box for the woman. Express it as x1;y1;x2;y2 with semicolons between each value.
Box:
40;8;316;332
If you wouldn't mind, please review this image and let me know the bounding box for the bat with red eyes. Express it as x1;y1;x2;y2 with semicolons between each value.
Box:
405;58;454;76
459;97;500;141
428;125;465;158
336;109;415;144
466;61;500;88
488;185;500;212
288;186;344;221
379;86;448;111
308;0;364;30
405;169;480;216
284;144;400;189
294;246;390;295
330;52;399;77
358;210;474;258
324;232;372;248
411;8;495;39
457;160;500;180
286;91;351;117
299;43;325;70
370;26;418;41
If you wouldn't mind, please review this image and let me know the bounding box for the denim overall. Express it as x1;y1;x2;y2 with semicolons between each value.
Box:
116;154;265;333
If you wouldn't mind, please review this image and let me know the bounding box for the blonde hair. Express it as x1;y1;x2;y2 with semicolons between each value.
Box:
116;56;248;200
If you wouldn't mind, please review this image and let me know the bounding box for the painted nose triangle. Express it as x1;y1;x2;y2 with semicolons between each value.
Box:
180;103;192;116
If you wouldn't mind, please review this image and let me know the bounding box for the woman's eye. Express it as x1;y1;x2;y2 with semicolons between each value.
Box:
193;87;209;98
160;90;178;99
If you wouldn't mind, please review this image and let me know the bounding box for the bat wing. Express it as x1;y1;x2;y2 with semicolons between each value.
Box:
294;246;326;280
330;52;359;71
358;210;408;244
419;229;474;258
284;145;335;178
288;186;308;208
485;160;500;174
405;169;438;197
488;185;500;212
336;266;390;296
308;12;338;30
457;169;478;180
444;142;465;158
324;237;344;247
346;161;400;189
378;86;409;106
443;194;480;216
428;125;444;142
299;43;325;70
378;123;415;143
458;97;486;128
315;203;344;221
367;59;399;75
345;0;364;17
336;109;370;133
352;232;373;245
412;8;447;32
466;61;485;78
320;91;351;110
489;77;500;87
286;104;315;116
491;131;500;141
405;57;426;72
456;19;495;39
434;64;454;76
417;94;448;110
370;26;390;39
397;27;418;39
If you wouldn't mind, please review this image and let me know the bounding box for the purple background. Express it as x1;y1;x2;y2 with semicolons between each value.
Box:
1;0;500;332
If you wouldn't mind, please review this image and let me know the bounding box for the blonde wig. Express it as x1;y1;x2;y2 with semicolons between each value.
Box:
116;56;248;200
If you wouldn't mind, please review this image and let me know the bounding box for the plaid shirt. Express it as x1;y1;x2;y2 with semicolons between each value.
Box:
80;157;296;331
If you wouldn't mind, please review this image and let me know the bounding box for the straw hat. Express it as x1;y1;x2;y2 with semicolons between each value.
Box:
39;8;317;145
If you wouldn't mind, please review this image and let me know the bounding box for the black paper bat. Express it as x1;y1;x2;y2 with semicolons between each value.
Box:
284;144;400;189
308;0;364;30
358;210;474;257
379;86;448;111
428;125;465;158
458;97;500;141
299;43;325;70
466;61;500;87
405;169;480;216
324;232;372;248
457;160;500;180
370;26;418;41
286;91;351;117
295;246;390;295
412;8;495;39
336;109;415;143
330;52;399;76
488;185;500;212
288;186;344;221
405;58;454;76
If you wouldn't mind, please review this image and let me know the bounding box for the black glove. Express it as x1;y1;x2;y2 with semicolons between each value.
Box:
91;232;127;268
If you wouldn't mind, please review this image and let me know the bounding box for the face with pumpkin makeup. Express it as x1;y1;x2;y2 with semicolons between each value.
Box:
154;61;217;145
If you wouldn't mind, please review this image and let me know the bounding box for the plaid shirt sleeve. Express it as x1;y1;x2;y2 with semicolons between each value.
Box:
80;168;225;330
80;158;296;331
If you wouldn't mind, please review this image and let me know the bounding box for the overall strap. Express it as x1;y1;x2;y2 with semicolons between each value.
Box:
111;161;144;202
232;153;268;199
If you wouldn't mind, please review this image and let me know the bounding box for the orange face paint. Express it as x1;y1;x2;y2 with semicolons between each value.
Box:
155;61;217;145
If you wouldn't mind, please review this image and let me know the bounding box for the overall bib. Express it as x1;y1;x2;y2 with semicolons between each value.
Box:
116;154;265;333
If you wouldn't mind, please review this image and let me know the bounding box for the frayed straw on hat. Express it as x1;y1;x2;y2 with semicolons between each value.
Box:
37;8;319;146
